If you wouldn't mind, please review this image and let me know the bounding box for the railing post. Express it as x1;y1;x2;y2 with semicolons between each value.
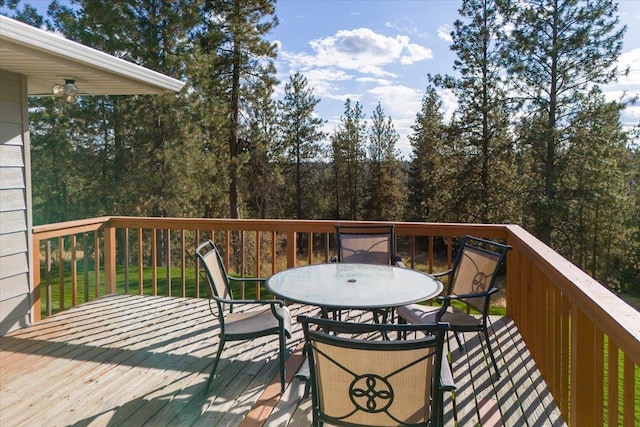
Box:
286;231;297;269
31;235;41;323
104;225;117;294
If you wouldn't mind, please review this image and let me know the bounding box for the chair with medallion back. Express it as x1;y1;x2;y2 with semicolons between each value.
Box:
397;235;511;378
195;240;292;392
298;315;455;427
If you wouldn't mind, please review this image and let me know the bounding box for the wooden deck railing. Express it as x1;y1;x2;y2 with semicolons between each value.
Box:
31;217;638;426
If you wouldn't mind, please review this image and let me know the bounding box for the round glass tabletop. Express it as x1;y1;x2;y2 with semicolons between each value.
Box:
265;263;442;309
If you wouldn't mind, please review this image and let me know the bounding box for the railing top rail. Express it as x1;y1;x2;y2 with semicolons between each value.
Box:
106;216;512;236
32;216;513;238
506;225;640;365
32;216;111;241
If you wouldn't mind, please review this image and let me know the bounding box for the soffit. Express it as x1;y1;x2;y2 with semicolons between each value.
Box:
0;16;184;96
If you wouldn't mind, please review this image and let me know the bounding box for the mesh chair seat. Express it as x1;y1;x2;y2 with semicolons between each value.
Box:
225;305;292;336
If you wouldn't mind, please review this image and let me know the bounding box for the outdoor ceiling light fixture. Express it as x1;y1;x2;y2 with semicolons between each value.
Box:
52;79;78;103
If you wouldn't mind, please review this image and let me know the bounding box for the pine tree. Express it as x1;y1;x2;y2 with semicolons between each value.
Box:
196;0;278;219
363;103;404;221
555;88;630;287
500;0;626;244
278;72;325;219
242;82;283;218
45;0;199;219
434;0;517;224
330;99;367;220
407;86;446;222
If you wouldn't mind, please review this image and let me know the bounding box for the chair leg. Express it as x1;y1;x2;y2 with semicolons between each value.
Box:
397;316;406;340
279;333;287;393
483;327;500;378
207;336;226;390
453;331;465;352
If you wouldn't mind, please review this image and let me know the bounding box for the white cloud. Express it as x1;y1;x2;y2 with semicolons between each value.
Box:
367;85;422;118
304;28;431;77
601;48;640;136
438;88;458;122
401;43;433;64
273;27;440;158
615;48;640;87
437;24;453;43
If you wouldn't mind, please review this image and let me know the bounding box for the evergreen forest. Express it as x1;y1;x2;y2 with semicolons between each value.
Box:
3;0;639;299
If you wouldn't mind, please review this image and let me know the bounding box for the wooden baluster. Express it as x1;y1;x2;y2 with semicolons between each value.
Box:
181;230;186;297
151;228;157;296
70;235;77;306
124;228;129;294
256;231;261;299
622;353;634;427
93;231;100;298
58;236;64;311
45;240;51;317
166;229;171;297
195;230;200;298
83;233;89;303
138;228;144;295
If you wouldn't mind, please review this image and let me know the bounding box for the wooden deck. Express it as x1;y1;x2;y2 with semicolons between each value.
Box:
0;294;566;426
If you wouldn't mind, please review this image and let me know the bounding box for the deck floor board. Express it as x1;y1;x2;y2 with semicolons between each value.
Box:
0;294;566;427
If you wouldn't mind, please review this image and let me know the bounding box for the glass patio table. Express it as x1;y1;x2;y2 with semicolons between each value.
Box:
265;263;443;312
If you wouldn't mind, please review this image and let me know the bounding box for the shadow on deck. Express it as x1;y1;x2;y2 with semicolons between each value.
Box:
0;294;565;426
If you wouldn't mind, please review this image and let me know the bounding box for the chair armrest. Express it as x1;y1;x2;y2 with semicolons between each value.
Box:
439;287;499;302
214;296;284;307
440;357;456;392
432;269;453;279
228;276;266;284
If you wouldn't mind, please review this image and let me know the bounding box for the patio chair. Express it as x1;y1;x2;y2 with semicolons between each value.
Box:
334;224;401;323
335;224;399;265
298;315;455;427
195;240;292;393
397;235;511;378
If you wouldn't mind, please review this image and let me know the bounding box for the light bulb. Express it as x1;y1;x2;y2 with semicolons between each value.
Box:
64;80;78;97
52;84;65;97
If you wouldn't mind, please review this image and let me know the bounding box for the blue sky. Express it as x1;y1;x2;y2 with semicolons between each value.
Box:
9;0;640;158
268;0;640;157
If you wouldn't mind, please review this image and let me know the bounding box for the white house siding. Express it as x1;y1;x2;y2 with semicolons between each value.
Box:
0;70;33;334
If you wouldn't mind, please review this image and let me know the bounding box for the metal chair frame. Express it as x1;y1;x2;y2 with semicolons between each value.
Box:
299;315;454;427
399;235;511;378
195;240;291;392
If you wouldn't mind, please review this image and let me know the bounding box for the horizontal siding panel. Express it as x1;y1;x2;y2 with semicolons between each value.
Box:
0;188;26;212
0;121;24;146
0;272;29;301
0;231;27;257
0;167;26;190
0;145;24;167
0;99;23;123
0;252;29;280
0;293;30;335
0;210;27;235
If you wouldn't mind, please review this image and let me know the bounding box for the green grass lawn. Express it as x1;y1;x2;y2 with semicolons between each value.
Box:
39;265;265;315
